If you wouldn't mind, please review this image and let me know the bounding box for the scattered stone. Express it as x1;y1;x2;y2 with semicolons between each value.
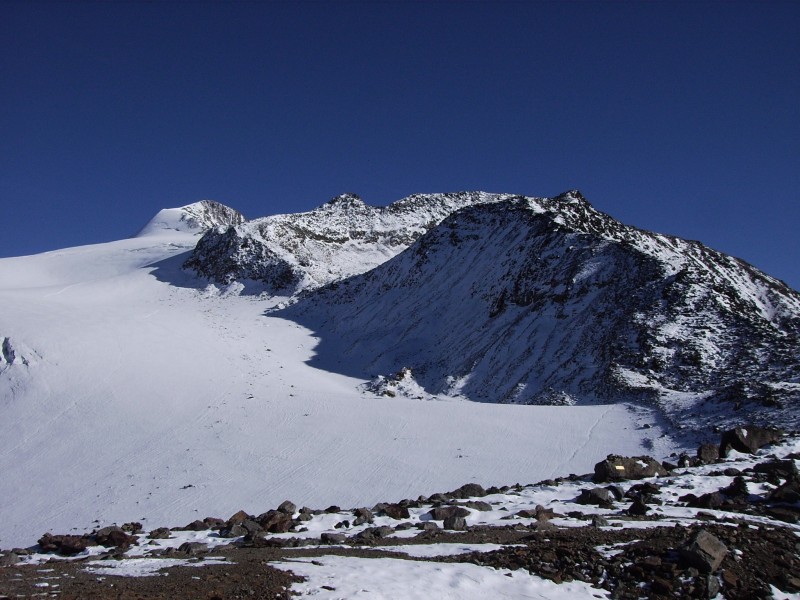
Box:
680;530;728;573
325;505;341;513
593;455;667;482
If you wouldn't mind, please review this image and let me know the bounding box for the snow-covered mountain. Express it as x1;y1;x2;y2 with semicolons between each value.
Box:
185;192;508;294
1;189;798;549
267;191;800;430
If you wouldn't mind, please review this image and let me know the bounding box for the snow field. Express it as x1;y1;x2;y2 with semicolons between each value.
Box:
0;232;676;548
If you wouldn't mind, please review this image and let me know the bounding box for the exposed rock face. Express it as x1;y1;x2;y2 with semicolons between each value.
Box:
275;191;800;430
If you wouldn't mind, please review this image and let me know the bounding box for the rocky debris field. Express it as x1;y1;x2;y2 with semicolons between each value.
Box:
1;425;799;599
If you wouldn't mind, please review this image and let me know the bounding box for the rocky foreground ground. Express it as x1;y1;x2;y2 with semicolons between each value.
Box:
1;425;799;599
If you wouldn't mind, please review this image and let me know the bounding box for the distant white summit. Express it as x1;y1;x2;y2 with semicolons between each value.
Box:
136;200;245;237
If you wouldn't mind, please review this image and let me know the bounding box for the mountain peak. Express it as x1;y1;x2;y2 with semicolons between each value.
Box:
136;200;245;237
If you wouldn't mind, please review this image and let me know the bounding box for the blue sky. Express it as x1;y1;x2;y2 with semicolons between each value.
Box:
2;1;799;288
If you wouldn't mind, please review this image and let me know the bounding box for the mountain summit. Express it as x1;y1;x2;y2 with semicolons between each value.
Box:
136;200;245;237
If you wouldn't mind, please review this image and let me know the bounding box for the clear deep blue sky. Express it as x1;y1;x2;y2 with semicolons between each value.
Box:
2;1;799;288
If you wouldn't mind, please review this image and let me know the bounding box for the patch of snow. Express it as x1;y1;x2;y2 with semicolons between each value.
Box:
271;555;611;599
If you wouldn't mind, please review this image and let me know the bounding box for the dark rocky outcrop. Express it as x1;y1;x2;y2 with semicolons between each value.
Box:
593;455;667;483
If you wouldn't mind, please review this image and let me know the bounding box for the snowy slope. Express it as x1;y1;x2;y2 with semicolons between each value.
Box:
277;192;800;430
0;204;669;548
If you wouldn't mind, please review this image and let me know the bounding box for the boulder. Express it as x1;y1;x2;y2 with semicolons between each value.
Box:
442;516;467;530
277;500;297;515
227;510;251;525
448;483;487;499
464;500;492;511
426;506;470;521
321;532;347;544
147;527;172;540
178;520;208;532
576;488;614;507
37;533;91;555
627;498;650;516
257;511;293;533
697;444;720;464
719;426;783;456
769;479;800;504
356;526;394;541
720;476;749;499
593;455;667;483
680;530;727;573
591;515;609;527
753;460;798;481
0;553;20;567
94;527;136;549
178;542;208;555
381;503;410;520
219;523;247;538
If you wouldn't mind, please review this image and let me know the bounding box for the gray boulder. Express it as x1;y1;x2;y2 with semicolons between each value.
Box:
593;455;667;483
448;483;487;499
719;426;783;456
680;530;728;573
442;516;467;531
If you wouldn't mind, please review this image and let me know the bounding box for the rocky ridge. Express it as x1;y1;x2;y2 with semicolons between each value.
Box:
272;191;800;430
184;191;509;294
